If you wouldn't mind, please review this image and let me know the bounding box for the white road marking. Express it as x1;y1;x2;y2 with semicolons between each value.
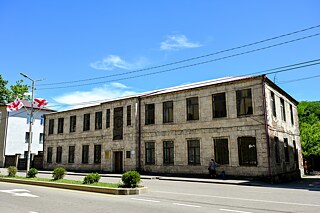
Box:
0;189;38;198
173;203;201;208
131;198;160;203
152;190;320;207
29;211;39;213
220;209;252;213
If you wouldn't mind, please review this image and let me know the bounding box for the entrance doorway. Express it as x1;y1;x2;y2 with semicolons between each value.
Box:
113;151;123;173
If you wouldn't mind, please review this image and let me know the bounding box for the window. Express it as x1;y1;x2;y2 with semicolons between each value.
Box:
280;98;286;121
25;132;30;143
70;115;76;132
290;104;294;125
47;147;53;163
83;113;90;131
187;97;199;121
163;101;173;123
68;146;75;163
106;109;110;128
27;115;30;124
40;115;44;125
188;140;200;165
145;104;155;125
94;145;101;164
214;138;229;164
58;118;64;133
82;145;89;164
126;151;131;159
39;133;44;144
270;91;276;117
236;89;253;116
56;146;62;163
163;141;174;164
145;142;155;165
113;107;123;140
274;137;280;164
127;105;132;126
293;140;298;162
238;137;257;166
49;119;54;135
212;93;227;118
95;111;102;130
284;138;289;163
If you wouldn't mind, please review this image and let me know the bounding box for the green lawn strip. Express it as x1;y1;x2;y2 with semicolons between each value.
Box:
0;175;120;188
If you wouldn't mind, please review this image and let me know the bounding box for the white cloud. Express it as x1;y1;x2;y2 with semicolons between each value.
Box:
160;35;202;51
90;55;148;71
51;83;137;110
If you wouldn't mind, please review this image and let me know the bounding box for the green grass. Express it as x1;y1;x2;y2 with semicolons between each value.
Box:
0;175;120;188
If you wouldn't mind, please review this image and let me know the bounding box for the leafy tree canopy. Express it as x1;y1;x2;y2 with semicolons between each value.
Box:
0;74;30;105
298;101;320;157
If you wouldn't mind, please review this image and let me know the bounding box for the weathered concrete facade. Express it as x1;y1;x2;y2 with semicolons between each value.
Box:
43;75;303;181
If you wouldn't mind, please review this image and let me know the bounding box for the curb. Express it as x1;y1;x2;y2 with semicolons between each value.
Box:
0;178;147;195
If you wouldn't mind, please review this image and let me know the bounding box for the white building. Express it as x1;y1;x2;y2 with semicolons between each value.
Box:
0;100;54;167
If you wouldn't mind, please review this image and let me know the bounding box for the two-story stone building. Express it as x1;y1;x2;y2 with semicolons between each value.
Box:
43;75;303;181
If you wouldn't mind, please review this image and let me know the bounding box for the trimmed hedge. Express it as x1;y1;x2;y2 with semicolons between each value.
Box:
121;171;141;188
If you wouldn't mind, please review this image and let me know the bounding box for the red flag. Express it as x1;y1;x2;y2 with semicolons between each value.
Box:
6;98;24;112
34;98;48;107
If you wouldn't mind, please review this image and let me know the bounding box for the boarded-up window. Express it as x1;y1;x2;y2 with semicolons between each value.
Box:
113;107;123;140
212;93;227;118
236;89;253;116
83;113;90;131
163;141;174;164
238;137;257;166
214;138;229;164
145;104;155;125
70;115;76;132
187;97;199;121
145;142;155;165
95;111;102;130
188;140;200;165
163;101;173;123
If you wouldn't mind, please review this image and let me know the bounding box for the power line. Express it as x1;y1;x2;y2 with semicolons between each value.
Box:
279;74;320;84
37;32;320;90
37;25;320;87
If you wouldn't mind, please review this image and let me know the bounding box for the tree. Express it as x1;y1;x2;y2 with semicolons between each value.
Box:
0;74;30;105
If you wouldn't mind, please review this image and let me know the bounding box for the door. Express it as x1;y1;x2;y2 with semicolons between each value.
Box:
114;151;123;173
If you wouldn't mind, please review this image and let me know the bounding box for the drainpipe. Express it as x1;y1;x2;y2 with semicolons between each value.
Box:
262;75;272;180
137;97;142;172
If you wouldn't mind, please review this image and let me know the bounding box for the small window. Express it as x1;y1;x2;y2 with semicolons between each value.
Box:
280;98;286;121
187;97;199;121
58;118;64;134
39;133;44;144
284;138;289;163
95;111;102;130
106;109;110;128
293;140;298;162
236;89;253;116
113;107;123;140
68;146;75;163
70;115;76;132
145;104;155;125
126;151;131;159
188;140;200;165
212;93;227;118
163;141;174;165
25;132;30;143
83;113;90;131
238;137;257;166
274;137;280;164
270;91;276;117
94;144;101;164
214;138;229;164
82;145;89;164
163;101;173;123
40;115;44;125
145;142;155;165
290;104;294;125
127;105;132;126
48;119;54;135
47;147;53;163
56;146;62;163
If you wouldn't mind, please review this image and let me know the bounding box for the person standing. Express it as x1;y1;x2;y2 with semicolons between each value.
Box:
208;159;217;178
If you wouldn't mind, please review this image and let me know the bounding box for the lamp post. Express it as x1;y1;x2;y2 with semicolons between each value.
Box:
20;72;34;175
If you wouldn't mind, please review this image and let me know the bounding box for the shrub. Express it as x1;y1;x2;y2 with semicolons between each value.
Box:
121;171;141;188
27;168;38;178
52;167;66;180
7;166;18;177
83;173;101;184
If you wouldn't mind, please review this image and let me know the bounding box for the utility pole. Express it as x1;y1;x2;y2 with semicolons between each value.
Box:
20;72;35;175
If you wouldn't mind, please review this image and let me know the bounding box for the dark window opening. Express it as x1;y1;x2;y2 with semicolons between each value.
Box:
95;111;102;130
127;105;132;126
113;107;123;140
106;109;110;128
70;115;76;133
58;118;64;134
48;119;54;135
275;137;280;164
214;138;229;164
56;146;62;163
94;144;101;164
270;91;276;117
163;141;174;164
145;104;155;125
212;93;227;118
47;147;52;163
83;113;90;131
280;98;286;121
290;104;294;125
163;101;173;123
68;146;75;163
238;137;257;166
284;138;289;163
188;140;200;165
145;142;155;165
126;151;131;159
82;145;89;164
236;89;253;116
187;97;199;121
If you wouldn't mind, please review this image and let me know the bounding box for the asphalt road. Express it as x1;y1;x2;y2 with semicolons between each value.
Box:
0;177;319;213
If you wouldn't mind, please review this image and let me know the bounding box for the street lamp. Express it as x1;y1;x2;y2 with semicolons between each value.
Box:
20;72;35;175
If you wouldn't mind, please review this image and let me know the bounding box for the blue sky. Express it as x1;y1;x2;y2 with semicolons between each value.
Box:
0;1;319;110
